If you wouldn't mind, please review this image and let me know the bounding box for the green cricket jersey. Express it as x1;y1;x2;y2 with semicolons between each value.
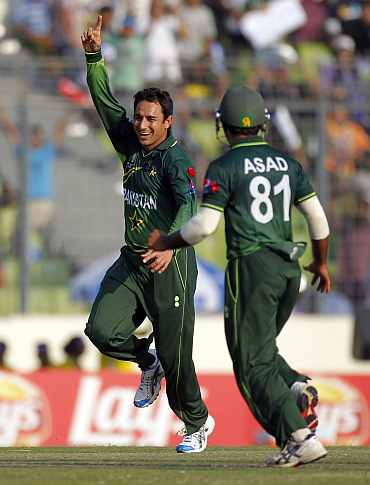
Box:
201;137;315;260
85;51;197;251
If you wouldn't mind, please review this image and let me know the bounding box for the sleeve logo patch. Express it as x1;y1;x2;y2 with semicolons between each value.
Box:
203;178;219;194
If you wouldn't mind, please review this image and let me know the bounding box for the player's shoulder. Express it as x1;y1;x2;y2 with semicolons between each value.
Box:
162;138;194;168
264;145;305;172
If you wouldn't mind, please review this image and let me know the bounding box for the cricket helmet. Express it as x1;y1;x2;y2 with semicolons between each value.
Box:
216;85;269;129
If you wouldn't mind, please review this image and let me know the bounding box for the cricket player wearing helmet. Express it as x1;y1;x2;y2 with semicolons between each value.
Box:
148;85;331;467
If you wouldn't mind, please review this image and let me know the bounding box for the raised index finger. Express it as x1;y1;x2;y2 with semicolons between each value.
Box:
95;15;103;32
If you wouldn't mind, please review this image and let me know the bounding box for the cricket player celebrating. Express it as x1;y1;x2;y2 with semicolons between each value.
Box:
81;16;214;453
147;85;331;466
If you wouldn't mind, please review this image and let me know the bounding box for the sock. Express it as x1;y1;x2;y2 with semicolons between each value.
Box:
291;427;311;442
138;352;156;370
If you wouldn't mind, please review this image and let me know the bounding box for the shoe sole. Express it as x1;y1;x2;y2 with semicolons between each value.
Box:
176;436;208;454
133;369;165;408
297;385;319;432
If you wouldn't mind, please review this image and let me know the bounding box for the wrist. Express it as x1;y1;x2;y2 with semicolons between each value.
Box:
85;50;102;63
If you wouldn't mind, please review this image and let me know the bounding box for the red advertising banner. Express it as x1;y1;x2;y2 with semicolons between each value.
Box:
0;370;369;447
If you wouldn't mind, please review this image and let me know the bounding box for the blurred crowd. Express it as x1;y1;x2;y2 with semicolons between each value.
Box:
0;336;135;371
1;1;369;173
0;0;370;310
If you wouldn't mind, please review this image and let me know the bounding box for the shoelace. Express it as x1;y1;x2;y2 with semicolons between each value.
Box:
138;366;156;395
181;430;202;447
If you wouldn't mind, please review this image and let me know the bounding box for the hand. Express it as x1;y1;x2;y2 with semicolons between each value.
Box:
81;15;102;52
304;261;331;293
142;248;173;274
147;229;170;251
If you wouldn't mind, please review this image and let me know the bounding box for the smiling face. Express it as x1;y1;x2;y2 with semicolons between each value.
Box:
133;100;173;151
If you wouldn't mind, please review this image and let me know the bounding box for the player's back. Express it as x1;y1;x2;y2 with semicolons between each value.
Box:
202;140;315;260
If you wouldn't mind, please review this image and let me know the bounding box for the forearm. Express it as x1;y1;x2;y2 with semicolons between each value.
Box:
85;51;126;137
311;237;329;266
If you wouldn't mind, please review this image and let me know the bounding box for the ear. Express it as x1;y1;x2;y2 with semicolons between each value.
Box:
164;115;173;129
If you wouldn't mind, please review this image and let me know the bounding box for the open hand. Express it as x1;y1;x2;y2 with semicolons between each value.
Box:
81;15;102;52
304;261;331;293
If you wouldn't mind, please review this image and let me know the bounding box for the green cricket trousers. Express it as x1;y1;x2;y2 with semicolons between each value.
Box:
85;246;208;434
225;247;309;447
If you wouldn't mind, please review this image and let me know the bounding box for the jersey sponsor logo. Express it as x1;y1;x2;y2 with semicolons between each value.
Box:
203;178;219;194
123;188;157;210
244;156;288;174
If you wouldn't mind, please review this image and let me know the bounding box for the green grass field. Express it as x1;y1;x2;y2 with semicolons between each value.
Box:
1;446;370;485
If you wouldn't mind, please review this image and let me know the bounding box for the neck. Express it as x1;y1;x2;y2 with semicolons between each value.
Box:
142;133;170;153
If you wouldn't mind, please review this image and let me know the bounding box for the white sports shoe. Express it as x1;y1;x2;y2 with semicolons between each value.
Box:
134;349;165;408
176;415;215;453
176;414;216;437
265;433;327;468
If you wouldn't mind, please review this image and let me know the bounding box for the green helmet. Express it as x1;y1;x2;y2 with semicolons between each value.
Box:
217;85;268;129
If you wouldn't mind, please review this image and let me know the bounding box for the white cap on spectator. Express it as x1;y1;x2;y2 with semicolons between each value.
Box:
332;34;356;52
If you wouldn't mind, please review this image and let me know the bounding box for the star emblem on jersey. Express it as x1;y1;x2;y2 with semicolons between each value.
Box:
129;210;145;232
148;167;157;177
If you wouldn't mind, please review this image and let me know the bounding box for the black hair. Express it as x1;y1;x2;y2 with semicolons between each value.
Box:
134;87;174;120
222;122;262;136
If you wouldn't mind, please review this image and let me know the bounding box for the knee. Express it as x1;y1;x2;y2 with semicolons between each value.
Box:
84;317;111;353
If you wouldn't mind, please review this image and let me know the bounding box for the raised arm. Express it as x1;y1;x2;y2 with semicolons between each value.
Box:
81;16;137;157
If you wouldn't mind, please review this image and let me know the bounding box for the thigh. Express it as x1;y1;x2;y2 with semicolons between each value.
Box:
150;247;197;360
276;273;301;337
228;250;289;366
86;257;147;344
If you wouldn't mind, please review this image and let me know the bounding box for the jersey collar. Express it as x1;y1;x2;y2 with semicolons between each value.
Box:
231;136;267;150
141;134;178;158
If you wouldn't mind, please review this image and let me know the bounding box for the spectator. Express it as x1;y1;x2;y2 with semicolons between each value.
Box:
143;0;185;85
0;171;17;257
178;0;220;81
342;0;370;57
337;178;370;307
60;336;85;369
0;341;10;370
11;0;54;54
325;100;370;176
108;11;146;102
320;34;367;123
0;108;71;257
36;342;55;369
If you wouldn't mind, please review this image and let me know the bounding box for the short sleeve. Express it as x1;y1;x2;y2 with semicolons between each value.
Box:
201;162;230;212
294;163;316;205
